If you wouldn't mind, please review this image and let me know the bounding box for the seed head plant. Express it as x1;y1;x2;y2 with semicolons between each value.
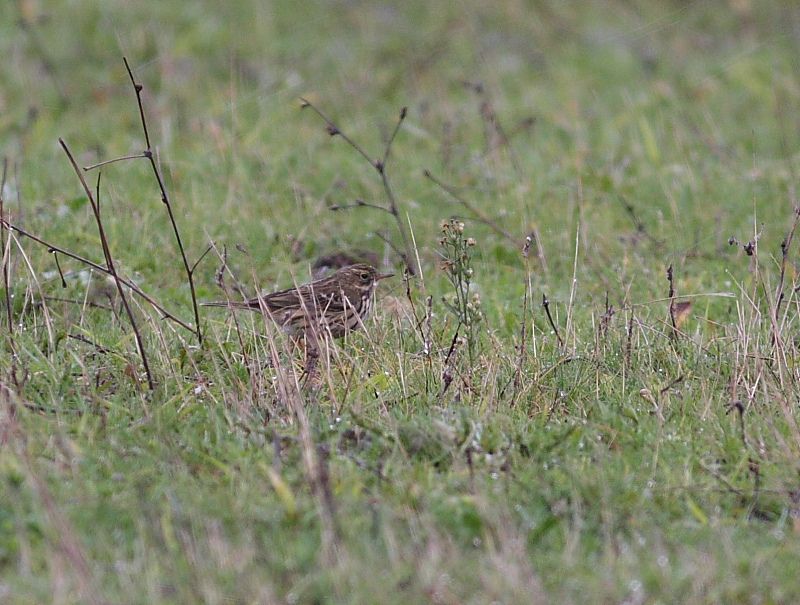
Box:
439;219;483;365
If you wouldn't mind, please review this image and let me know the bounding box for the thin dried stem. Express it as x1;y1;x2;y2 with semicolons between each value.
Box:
514;236;533;398
299;97;374;165
51;250;67;287
9;231;56;352
60;139;154;390
423;295;434;356
68;332;113;355
330;199;393;214
400;267;426;348
122;57;203;345
381;106;407;168
616;195;663;248
542;293;564;348
300;99;416;274
775;206;800;322
83;153;148;171
424;169;516;244
667;264;678;340
2;219;193;333
1;158;13;337
190;242;215;274
624;309;635;369
374;231;406;264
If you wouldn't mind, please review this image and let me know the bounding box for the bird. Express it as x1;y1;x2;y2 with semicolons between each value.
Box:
202;263;394;338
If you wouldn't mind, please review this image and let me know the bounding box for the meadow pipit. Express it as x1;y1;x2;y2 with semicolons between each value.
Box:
202;263;393;338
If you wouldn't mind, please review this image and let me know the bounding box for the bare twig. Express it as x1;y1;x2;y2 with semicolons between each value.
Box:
617;195;663;248
8;229;55;351
60;140;154;390
68;333;113;355
380;106;406;169
624;309;634;368
423;169;516;244
667;264;677;340
211;242;249;301
423;295;433;356
208;243;252;375
775;205;800;322
441;325;461;396
2;219;193;333
83;153;148;171
529;226;548;276
299;98;374;165
45;296;110;311
659;374;684;399
598;291;615;343
300;99;416;275
725;400;748;448
190;242;215;274
401;267;426;347
542;293;564;348
51;250;67;288
374;231;407;266
463;80;521;173
1;158;12;337
120;57;203;345
514;236;533;396
329;199;393;214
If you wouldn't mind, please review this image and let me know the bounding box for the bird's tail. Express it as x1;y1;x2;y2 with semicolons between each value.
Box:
200;300;257;310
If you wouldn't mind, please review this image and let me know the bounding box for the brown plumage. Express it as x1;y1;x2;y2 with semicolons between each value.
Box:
202;263;393;338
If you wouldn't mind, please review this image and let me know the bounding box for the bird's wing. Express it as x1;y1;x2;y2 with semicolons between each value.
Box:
255;286;304;309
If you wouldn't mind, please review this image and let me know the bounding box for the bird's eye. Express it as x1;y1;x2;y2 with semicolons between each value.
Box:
360;272;370;282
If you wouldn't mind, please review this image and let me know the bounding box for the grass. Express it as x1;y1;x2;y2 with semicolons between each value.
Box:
2;1;800;603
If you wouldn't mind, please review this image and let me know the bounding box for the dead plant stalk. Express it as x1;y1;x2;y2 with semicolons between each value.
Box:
60;139;155;390
300;98;417;275
83;57;203;345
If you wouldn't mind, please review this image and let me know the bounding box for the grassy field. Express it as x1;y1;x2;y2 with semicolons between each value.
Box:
2;1;800;603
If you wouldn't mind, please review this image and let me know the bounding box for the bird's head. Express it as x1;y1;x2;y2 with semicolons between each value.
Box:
337;263;394;294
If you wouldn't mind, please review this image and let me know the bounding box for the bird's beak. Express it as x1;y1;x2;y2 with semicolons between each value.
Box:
376;272;394;281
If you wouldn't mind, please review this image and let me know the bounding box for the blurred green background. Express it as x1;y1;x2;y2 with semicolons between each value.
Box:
3;2;800;604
